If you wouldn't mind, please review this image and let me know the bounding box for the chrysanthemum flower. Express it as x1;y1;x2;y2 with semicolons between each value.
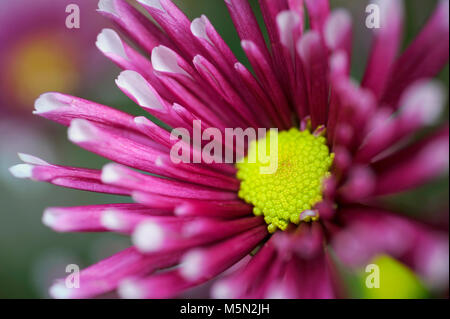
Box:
10;0;449;298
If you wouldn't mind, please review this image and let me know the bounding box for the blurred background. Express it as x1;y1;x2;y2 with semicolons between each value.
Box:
0;0;448;298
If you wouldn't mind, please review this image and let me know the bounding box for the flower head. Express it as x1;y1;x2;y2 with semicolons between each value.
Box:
10;0;449;298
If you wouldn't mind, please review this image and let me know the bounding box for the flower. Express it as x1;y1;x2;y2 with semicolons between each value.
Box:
10;0;449;298
0;0;109;113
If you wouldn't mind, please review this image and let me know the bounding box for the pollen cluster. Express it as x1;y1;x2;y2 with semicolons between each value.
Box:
236;128;334;233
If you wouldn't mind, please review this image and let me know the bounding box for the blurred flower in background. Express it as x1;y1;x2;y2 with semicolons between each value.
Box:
0;0;110;114
0;0;114;184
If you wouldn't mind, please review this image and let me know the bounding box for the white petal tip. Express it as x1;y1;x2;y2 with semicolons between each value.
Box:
134;116;150;125
42;209;59;228
277;10;301;26
68;119;97;143
401;81;446;125
18;153;49;165
191;17;211;43
136;0;164;11
329;50;348;73
180;250;203;281
421;138;450;171
324;9;352;49
101;163;123;184
100;210;124;230
155;156;163;167
49;282;72;299
297;31;320;60
276;10;301;48
240;40;253;50
116;70;164;110
96;29;128;60
174;204;187;216
211;281;233;299
151;46;189;76
118;279;145;299
265;285;289;299
97;0;117;16
9;164;33;179
132;221;164;253
34;93;66;114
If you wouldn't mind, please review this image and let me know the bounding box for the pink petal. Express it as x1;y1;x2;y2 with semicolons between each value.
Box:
179;226;268;282
297;31;329;128
371;126;449;195
49;247;182;298
361;0;404;99
98;0;172;54
381;0;449;107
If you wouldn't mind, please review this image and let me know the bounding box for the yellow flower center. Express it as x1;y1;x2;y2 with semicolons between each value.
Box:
236;128;334;233
4;32;80;107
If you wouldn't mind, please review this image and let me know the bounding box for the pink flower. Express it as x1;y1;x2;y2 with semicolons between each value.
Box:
10;0;449;298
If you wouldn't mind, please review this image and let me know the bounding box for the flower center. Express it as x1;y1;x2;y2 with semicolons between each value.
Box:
4;32;80;107
236;128;334;233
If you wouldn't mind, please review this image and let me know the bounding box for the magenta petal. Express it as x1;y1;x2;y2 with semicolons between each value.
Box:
95;29;172;100
265;252;335;299
328;79;376;152
333;207;418;267
211;236;277;298
234;62;283;127
259;1;303;108
361;0;404;99
333;206;449;291
225;0;271;61
327;51;349;144
9;154;130;195
304;0;330;33
49;247;182;299
67;119;237;189
42;203;162;232
338;165;376;202
297;31;329;128
297;253;335;298
241;40;292;129
137;0;200;59
175;200;252;219
34;92;136;130
371;126;449;196
247;256;286;298
98;0;172;54
264;258;303;298
193;55;260;128
115;70;184;128
132;216;264;254
179;226;268;282
101;163;238;199
132;191;243;212
356;80;445;163
381;0;449;107
324;9;352;74
190;15;242;90
119;270;196;299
